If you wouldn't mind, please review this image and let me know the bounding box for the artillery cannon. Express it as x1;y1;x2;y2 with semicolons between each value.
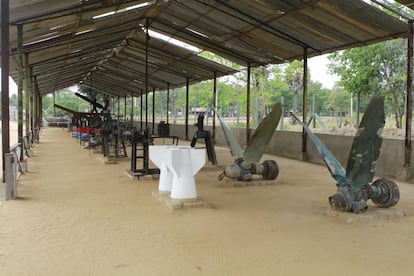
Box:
216;103;281;181
291;96;399;213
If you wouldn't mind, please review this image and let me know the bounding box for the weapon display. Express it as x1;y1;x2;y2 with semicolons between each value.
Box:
56;93;129;159
291;95;399;213
216;103;282;181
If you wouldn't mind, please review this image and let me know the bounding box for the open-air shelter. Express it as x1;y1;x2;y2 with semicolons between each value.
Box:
1;0;414;178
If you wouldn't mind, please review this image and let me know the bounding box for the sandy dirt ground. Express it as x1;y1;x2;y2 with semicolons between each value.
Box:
1;127;414;275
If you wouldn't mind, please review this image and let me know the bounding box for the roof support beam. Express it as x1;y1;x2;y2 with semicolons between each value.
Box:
202;0;316;50
10;0;145;25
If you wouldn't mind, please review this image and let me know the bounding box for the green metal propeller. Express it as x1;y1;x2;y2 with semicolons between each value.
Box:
292;96;399;213
216;103;282;181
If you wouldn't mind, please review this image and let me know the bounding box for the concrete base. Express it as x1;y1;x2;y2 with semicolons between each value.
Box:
152;191;206;210
324;207;407;224
220;178;277;187
97;155;117;165
0;183;5;200
396;167;414;182
0;182;14;201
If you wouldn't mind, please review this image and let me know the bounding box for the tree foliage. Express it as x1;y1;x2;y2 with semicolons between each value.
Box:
328;38;407;128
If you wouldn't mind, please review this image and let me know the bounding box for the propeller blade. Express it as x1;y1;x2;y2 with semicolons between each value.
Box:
346;95;385;186
291;113;347;184
242;103;282;164
214;108;243;159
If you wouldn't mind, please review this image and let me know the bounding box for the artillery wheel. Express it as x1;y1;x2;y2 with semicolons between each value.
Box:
371;178;400;208
261;160;279;180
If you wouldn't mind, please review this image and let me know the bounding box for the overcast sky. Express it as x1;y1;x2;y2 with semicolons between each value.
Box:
308;54;340;89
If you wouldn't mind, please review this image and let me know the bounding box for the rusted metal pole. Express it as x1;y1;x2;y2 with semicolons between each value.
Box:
2;0;10;180
17;24;24;160
213;72;217;140
405;20;413;167
302;47;308;154
185;78;189;140
246;63;251;143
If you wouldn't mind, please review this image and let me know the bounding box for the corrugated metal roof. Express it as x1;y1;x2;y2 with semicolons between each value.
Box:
3;0;410;97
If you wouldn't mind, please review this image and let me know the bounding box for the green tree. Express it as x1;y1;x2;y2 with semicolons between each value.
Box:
285;60;305;114
328;39;406;128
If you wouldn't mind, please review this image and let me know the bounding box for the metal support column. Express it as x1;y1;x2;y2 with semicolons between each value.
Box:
246;63;251;143
117;96;120;119
166;83;170;124
405;20;413;167
213;73;217;140
2;0;10;180
152;87;155;134
53;92;56;116
124;95;127;120
145;18;149;129
17;24;24;161
185;78;189;140
30;68;34;137
140;89;143;130
24;53;31;149
302;47;308;154
131;92;134;128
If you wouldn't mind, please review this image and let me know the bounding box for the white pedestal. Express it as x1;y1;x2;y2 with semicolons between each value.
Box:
149;145;205;200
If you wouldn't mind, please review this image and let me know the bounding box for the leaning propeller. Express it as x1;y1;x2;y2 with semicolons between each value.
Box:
216;102;282;181
292;95;399;213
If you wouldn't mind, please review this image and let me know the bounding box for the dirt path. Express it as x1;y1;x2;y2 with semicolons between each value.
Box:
1;127;414;275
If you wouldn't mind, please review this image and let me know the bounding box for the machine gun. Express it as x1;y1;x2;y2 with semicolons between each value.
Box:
291;95;399;213
216;103;281;181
